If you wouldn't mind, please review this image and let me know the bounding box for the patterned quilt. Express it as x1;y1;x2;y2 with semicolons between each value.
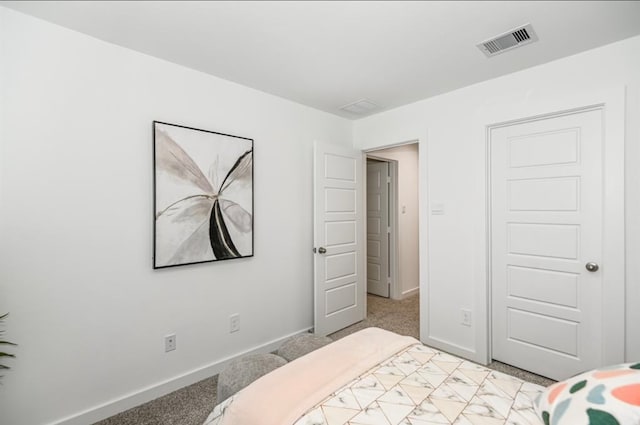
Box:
206;343;545;425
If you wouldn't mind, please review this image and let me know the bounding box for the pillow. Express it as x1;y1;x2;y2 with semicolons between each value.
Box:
535;362;640;425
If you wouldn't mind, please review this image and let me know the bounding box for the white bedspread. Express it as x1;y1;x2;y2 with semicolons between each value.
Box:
204;328;545;425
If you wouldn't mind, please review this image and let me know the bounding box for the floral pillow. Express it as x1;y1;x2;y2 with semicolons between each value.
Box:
534;362;640;425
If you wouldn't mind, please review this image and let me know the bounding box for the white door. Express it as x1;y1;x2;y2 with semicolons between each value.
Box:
491;108;604;380
367;160;390;297
313;142;365;336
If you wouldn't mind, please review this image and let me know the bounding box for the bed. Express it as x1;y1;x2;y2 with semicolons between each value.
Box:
204;327;545;425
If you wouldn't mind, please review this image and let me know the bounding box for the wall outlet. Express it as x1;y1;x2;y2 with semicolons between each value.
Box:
164;334;176;352
461;309;472;327
229;314;240;333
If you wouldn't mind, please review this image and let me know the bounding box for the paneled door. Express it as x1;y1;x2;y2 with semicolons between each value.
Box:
491;108;604;380
313;142;365;336
366;160;390;297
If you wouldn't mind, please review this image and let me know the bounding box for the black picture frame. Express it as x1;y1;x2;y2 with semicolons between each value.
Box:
153;121;254;269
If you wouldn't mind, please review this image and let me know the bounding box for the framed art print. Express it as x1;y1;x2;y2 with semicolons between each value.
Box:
153;121;253;268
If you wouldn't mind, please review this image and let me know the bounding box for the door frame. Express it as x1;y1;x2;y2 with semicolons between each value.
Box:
477;86;626;365
365;155;399;299
363;137;427;342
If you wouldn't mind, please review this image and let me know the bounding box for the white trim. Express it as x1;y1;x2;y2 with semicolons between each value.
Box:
426;336;479;361
364;139;421;153
418;131;430;346
49;328;312;425
600;88;626;365
400;286;420;299
475;86;626;366
389;160;400;300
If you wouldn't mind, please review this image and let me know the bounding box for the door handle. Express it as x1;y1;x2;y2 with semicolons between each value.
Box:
585;262;599;272
318;247;327;254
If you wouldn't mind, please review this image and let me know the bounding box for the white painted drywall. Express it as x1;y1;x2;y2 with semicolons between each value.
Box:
369;144;420;299
354;35;640;362
2;6;639;424
0;8;352;425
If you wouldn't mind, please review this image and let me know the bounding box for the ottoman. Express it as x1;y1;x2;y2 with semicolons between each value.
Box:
277;334;333;362
216;353;287;403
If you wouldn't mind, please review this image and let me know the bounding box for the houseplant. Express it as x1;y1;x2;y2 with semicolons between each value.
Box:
0;312;16;376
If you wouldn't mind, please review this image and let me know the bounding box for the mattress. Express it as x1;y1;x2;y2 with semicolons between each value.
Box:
204;328;545;425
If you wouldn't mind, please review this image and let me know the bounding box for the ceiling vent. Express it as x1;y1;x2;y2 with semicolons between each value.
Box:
477;24;538;57
339;99;379;115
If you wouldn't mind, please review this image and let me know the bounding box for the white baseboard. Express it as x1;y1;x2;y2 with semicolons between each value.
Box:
51;327;313;425
422;335;482;365
400;287;419;299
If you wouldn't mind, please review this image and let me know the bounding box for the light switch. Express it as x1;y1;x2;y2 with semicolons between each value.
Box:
431;202;445;215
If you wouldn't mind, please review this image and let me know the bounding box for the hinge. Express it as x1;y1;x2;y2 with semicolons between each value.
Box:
387;176;391;183
387;227;391;233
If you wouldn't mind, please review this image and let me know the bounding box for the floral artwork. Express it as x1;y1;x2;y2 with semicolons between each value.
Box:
153;121;253;268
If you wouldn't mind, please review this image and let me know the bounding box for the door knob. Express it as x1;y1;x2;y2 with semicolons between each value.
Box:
318;247;327;254
585;262;599;272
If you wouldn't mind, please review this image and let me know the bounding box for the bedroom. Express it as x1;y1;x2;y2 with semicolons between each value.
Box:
0;1;639;425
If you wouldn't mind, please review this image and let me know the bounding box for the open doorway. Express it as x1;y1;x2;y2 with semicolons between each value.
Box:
313;140;421;338
366;143;420;300
323;141;420;341
358;143;420;339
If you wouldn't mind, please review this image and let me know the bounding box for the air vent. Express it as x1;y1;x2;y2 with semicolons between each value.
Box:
339;99;379;115
477;24;538;57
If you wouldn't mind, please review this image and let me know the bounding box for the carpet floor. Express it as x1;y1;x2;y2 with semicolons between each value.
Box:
95;292;553;425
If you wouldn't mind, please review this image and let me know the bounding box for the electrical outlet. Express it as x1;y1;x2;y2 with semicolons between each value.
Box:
229;314;240;333
461;309;472;327
165;334;176;352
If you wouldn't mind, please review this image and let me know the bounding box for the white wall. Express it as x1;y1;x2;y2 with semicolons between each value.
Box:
369;144;420;298
0;8;352;425
2;7;639;425
354;35;640;362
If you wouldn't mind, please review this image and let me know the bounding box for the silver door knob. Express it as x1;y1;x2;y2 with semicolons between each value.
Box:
318;247;327;254
585;262;599;272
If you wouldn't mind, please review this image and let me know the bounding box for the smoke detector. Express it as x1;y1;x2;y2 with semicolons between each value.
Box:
477;24;538;57
339;99;379;115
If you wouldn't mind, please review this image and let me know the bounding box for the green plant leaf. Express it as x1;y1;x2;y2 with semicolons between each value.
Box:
0;312;16;374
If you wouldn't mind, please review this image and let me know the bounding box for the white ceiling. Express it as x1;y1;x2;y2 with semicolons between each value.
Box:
3;1;640;119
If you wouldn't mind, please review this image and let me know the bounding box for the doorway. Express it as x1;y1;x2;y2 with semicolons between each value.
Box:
313;140;421;337
365;143;420;301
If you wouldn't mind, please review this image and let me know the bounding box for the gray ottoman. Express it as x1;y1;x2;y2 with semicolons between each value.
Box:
216;353;287;402
277;334;333;362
